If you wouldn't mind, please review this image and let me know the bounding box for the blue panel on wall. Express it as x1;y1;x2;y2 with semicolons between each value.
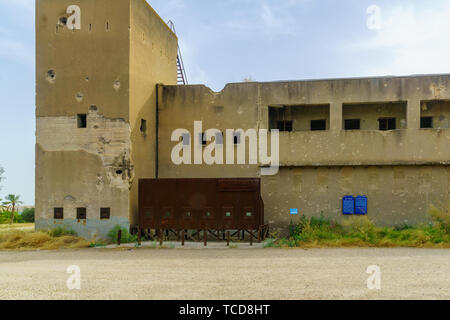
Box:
355;196;368;215
290;208;299;215
343;196;355;215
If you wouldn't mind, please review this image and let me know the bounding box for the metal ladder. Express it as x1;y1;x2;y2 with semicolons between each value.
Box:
167;20;188;85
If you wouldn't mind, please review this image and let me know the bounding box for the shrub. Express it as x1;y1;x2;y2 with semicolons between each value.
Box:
428;204;450;234
107;225;137;244
21;208;35;223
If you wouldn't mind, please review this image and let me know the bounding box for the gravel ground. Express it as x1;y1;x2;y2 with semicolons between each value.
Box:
0;247;448;300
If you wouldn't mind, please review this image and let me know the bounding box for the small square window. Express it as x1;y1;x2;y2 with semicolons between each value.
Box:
77;114;87;128
420;117;433;129
311;120;326;131
379;118;396;130
77;208;87;220
246;212;252;217
205;211;211;217
277;121;293;132
100;208;110;220
185;211;191;217
225;212;232;217
54;208;64;220
345;119;361;130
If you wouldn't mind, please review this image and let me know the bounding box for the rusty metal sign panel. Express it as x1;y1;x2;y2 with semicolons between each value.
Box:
139;178;264;231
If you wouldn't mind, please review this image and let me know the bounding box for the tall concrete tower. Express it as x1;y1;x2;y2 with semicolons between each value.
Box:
35;0;178;239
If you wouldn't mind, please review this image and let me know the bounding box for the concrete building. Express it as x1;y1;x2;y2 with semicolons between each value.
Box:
36;0;450;239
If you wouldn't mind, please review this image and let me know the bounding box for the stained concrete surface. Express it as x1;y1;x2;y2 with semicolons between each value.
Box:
0;248;448;300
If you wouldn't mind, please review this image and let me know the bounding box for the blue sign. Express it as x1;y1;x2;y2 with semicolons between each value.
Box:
355;196;368;215
343;196;355;215
290;208;299;215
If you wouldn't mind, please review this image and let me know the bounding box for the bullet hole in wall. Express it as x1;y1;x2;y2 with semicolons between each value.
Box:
59;16;67;26
89;105;98;112
76;92;84;102
46;69;56;83
116;170;123;175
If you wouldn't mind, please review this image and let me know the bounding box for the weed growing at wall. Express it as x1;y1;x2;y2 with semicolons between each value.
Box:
274;205;450;248
107;225;137;244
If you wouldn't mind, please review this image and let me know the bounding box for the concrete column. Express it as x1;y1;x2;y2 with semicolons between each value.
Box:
407;99;421;130
330;102;343;132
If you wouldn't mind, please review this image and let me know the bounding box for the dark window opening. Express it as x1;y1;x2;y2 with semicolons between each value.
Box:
199;133;207;145
420;117;433;129
77;208;87;220
54;208;64;220
140;119;147;135
277;121;293;132
311;120;327;131
100;208;110;220
234;132;241;145
379;118;396;130
345;119;361;130
77;114;87;128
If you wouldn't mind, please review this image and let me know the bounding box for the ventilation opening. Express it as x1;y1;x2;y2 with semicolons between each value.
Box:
344;119;361;130
140;119;147;135
343;102;406;130
54;208;64;220
269;104;330;132
420;117;433;129
100;208;110;220
378;118;396;131
420;100;450;129
116;170;123;175
106;21;110;31
77;208;87;220
77;114;87;128
311;119;327;131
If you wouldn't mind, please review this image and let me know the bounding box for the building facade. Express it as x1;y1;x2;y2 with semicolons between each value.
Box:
36;0;450;239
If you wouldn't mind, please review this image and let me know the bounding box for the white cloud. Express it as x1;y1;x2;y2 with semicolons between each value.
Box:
351;3;450;75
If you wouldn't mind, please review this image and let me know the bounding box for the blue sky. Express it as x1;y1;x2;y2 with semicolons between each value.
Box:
1;0;450;205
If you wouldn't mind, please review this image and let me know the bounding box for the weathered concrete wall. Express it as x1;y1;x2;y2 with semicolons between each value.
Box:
35;0;177;239
128;0;178;226
158;75;450;228
36;0;133;239
263;166;449;230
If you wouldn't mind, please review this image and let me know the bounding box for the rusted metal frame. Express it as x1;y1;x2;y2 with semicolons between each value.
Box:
207;229;222;240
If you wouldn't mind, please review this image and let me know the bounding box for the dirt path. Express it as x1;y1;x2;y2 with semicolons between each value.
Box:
0;248;448;300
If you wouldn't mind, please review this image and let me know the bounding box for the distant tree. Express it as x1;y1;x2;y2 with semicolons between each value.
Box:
21;208;35;223
3;194;23;224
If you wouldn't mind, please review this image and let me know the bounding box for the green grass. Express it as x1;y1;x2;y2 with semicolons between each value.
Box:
273;205;450;248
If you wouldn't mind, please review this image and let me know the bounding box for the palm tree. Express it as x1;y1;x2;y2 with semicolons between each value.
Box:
3;194;23;225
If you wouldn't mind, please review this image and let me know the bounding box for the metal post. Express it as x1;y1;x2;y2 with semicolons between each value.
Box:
159;229;163;246
226;231;230;246
137;228;141;246
203;229;207;246
118;229;122;246
181;230;185;246
250;230;253;246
